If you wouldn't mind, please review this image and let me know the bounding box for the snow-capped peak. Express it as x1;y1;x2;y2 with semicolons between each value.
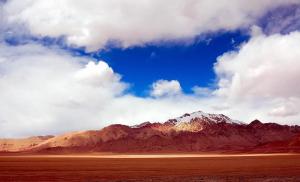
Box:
174;111;244;125
131;122;151;128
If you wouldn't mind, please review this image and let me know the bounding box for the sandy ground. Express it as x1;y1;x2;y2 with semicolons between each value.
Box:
0;153;300;181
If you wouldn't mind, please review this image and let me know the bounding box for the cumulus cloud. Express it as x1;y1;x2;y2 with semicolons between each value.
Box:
192;86;213;97
267;97;300;117
3;0;300;50
215;30;300;100
269;105;298;117
74;61;127;94
214;29;300;121
150;80;182;97
0;43;126;137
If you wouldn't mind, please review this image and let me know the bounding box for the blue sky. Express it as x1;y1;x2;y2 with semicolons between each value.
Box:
98;31;249;96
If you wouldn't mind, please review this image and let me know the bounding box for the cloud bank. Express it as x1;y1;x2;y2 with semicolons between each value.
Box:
3;0;299;50
215;29;300;121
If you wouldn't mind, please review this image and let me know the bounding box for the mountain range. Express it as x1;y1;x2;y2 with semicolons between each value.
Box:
1;111;300;153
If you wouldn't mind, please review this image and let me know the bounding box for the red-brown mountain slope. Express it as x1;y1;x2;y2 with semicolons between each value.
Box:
1;111;299;153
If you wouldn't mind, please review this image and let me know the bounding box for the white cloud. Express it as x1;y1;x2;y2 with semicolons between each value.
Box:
267;97;300;117
269;105;298;117
192;86;213;97
0;43;120;136
150;80;182;97
214;30;300;121
74;61;127;94
3;0;300;50
215;30;300;100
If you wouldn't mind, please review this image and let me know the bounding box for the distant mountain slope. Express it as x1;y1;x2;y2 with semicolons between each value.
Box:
0;135;53;152
1;111;300;153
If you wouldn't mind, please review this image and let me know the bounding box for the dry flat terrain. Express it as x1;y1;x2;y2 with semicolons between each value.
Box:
0;154;300;181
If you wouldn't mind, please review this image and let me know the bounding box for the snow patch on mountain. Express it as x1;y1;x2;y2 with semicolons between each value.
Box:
174;111;244;125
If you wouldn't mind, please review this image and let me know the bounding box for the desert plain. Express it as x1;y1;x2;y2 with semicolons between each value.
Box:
0;153;300;182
